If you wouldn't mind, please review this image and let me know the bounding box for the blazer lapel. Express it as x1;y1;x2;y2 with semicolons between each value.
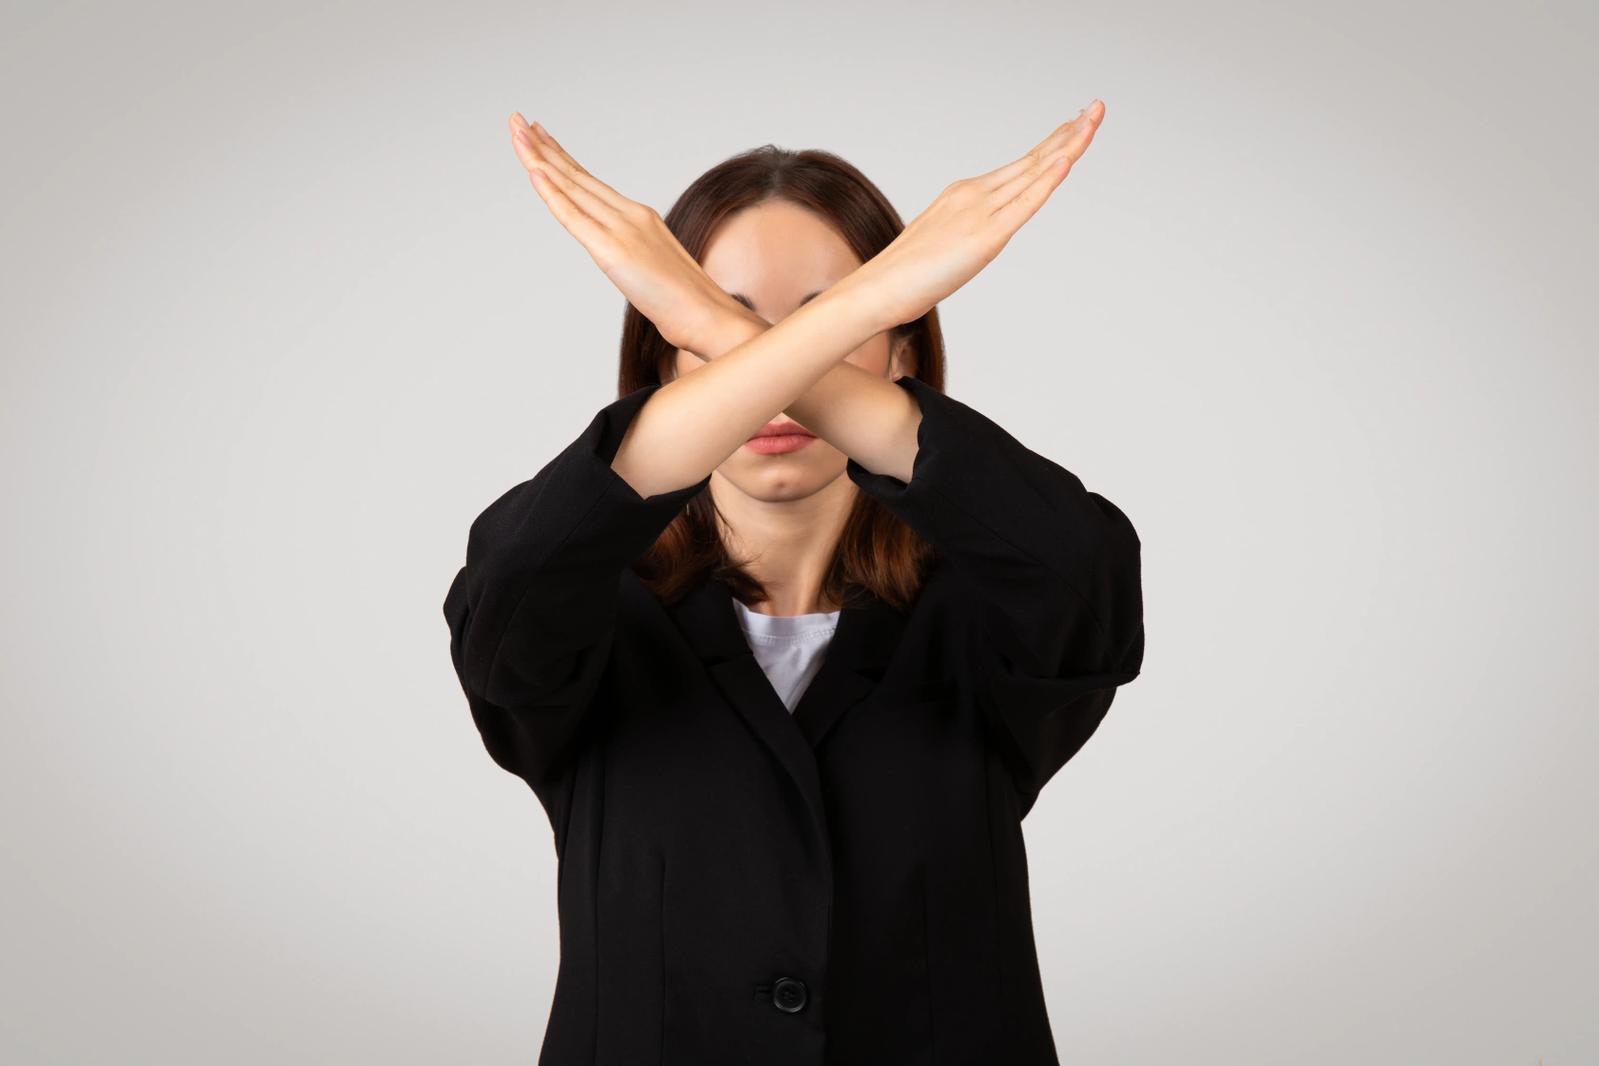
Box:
661;576;910;841
790;589;906;748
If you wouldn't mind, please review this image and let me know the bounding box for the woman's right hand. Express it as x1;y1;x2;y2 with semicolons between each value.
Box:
507;114;754;355
847;100;1105;332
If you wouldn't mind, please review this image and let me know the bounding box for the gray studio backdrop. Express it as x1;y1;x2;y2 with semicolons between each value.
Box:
3;1;1593;1063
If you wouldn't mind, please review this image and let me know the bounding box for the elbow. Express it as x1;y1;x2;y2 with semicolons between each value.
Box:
1083;494;1143;676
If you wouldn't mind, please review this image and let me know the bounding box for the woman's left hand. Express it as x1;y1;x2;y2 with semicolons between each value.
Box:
508;113;750;355
846;101;1105;333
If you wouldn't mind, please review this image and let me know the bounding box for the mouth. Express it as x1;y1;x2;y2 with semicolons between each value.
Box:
744;421;819;455
749;421;814;441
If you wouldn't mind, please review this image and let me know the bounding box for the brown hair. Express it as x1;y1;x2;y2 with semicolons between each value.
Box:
619;144;948;614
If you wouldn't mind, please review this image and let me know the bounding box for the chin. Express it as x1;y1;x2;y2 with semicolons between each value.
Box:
723;456;844;500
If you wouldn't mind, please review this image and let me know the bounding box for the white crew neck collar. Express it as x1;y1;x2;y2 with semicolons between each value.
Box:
731;597;841;638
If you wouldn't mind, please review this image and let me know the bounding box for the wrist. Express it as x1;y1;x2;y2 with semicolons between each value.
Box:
689;272;890;360
691;305;767;360
819;267;895;338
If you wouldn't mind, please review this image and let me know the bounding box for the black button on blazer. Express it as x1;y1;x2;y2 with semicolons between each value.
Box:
443;374;1145;1066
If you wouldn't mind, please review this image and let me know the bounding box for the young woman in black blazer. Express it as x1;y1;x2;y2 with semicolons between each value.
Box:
444;101;1144;1066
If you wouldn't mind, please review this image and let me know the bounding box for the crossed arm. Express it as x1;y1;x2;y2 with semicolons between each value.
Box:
447;106;1142;804
507;106;1105;501
607;277;923;501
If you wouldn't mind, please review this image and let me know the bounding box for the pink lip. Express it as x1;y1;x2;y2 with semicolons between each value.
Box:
744;423;816;455
751;420;811;439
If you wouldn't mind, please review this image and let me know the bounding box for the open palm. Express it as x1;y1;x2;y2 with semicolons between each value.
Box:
507;115;750;354
856;100;1105;331
507;101;1104;348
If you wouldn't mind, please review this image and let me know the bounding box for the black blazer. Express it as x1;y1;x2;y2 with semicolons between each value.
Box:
443;374;1145;1066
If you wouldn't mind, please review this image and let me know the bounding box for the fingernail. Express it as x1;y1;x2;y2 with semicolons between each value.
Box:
515;127;534;146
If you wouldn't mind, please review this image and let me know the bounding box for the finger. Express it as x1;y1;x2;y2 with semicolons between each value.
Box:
981;100;1101;193
987;145;1076;236
987;101;1101;208
976;117;1075;190
977;100;1102;193
521;151;616;256
509;116;626;229
526;121;641;217
515;116;635;217
987;102;1104;232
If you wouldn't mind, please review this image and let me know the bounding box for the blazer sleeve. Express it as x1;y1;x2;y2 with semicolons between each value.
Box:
845;374;1145;804
442;382;711;790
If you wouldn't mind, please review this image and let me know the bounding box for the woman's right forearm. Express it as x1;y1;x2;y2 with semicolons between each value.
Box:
610;274;889;498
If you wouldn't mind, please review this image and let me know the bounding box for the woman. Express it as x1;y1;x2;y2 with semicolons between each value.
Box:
443;101;1144;1066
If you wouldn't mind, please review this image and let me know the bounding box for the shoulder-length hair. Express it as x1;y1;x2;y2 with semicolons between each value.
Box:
619;145;948;614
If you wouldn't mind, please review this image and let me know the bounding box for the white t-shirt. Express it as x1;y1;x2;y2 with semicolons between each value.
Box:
731;598;842;714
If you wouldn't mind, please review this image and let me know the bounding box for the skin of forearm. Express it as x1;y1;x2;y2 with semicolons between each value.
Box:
610;274;920;498
682;299;923;486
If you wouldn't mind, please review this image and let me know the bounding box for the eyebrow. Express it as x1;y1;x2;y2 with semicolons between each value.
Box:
729;289;827;313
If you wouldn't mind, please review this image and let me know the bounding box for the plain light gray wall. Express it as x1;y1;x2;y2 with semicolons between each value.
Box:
3;0;1593;1063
